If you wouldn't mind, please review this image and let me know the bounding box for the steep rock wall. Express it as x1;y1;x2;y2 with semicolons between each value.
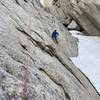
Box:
0;0;100;100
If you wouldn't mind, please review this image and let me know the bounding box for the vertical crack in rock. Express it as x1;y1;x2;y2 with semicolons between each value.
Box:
39;68;71;100
30;29;45;41
1;45;23;64
15;0;20;5
23;0;27;3
52;54;87;89
19;42;37;64
0;1;11;12
16;27;54;56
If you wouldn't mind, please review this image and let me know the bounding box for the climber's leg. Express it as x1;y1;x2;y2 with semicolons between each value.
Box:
52;37;58;44
55;38;58;44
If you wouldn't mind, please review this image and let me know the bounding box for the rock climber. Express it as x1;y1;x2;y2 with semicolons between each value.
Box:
51;30;59;44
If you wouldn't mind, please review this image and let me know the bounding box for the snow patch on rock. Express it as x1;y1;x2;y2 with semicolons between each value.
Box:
70;30;100;93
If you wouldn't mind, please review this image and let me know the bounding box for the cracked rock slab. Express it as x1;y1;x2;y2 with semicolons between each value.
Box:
0;0;99;100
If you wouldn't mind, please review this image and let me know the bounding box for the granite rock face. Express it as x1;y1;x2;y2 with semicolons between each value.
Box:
42;0;72;27
52;0;100;36
0;0;100;100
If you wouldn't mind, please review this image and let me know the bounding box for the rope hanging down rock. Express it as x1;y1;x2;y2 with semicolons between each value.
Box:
22;3;32;100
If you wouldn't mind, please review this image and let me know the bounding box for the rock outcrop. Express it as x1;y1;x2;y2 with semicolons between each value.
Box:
0;0;100;100
42;0;72;27
52;0;100;36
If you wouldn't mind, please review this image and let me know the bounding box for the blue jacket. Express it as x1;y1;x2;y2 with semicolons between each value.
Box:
52;31;59;38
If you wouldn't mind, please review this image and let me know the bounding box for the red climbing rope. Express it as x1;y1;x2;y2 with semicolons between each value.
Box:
22;49;28;100
22;6;32;100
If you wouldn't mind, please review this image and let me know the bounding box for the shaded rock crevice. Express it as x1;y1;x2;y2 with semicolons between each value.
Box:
1;45;23;64
39;68;71;100
15;0;20;6
16;27;55;57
